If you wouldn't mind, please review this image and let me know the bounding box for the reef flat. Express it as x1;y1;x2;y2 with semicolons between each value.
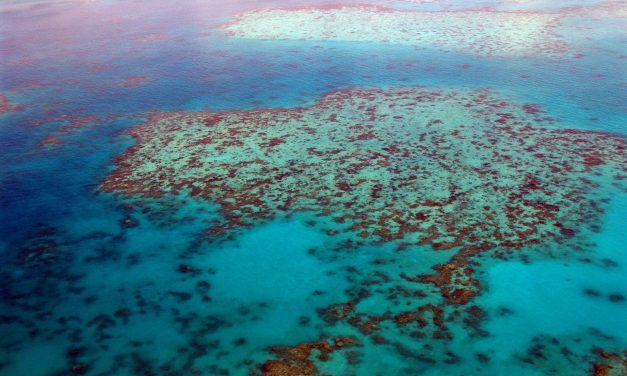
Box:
101;86;627;374
223;2;627;58
224;4;566;57
102;87;626;252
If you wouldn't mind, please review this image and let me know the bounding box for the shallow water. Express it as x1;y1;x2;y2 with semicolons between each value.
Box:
1;0;626;375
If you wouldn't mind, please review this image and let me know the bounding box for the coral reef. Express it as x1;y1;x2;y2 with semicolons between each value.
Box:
0;93;25;114
100;86;626;372
102;86;626;266
223;4;567;57
260;338;356;376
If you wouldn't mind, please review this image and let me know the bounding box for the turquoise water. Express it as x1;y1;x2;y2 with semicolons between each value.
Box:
1;0;626;375
473;193;627;373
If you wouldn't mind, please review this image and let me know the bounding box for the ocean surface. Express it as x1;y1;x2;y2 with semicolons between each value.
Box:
1;0;626;375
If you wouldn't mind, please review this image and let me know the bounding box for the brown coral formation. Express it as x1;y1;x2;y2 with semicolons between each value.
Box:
261;338;356;376
416;244;492;304
591;350;627;376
